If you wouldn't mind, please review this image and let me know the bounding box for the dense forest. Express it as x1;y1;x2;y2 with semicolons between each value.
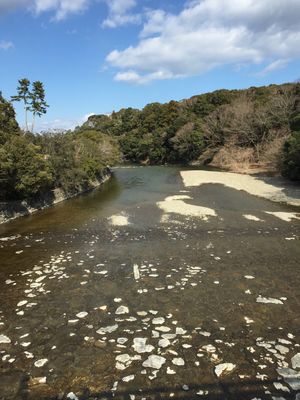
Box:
0;82;299;204
77;82;300;180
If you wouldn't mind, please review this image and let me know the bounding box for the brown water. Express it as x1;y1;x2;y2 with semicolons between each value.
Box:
0;166;299;400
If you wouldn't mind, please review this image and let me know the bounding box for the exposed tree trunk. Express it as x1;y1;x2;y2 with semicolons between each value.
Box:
31;113;35;133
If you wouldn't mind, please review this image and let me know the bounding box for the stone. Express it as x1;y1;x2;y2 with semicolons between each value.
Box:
172;357;185;366
256;296;283;305
142;355;166;369
67;393;79;400
34;359;48;368
152;317;165;325
0;334;11;344
76;312;88;319
158;338;170;348
215;363;236;377
132;338;154;353
123;375;135;382
96;324;118;335
116;306;129;315
277;368;300;391
291;353;300;369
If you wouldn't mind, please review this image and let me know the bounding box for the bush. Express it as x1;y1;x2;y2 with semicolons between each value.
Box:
282;132;300;180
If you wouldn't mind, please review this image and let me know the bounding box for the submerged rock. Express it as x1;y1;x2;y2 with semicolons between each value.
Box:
256;296;283;305
142;355;166;369
34;359;48;368
292;353;300;369
132;337;154;353
116;306;129;315
0;334;11;344
96;324;118;335
277;368;300;391
215;363;236;377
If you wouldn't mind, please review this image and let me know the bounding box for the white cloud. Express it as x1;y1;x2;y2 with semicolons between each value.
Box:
107;0;300;83
0;40;14;50
0;0;90;20
37;113;94;132
34;0;90;20
258;59;289;76
102;0;140;28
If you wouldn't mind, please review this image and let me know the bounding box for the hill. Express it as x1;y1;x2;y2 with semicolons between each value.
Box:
77;83;300;180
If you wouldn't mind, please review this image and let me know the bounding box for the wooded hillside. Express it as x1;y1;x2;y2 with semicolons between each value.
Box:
78;83;300;180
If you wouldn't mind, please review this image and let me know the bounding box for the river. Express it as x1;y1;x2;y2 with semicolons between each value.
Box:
0;166;299;400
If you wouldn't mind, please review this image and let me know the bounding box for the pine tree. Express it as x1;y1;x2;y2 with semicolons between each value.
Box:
29;81;49;132
11;78;31;132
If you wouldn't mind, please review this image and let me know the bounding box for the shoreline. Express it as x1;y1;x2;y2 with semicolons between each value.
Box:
180;170;300;208
0;169;112;225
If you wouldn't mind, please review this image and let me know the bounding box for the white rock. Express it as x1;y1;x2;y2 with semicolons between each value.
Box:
133;264;140;280
0;334;11;344
132;338;154;353
96;324;118;335
176;327;187;335
117;338;128;345
275;345;289;355
273;382;290;393
256;296;283;305
215;363;236;377
76;312;88;319
291;353;300;369
142;355;166;369
34;359;48;368
122;375;134;382
17;300;28;307
277;368;300;390
244;316;254;324
155;326;170;332
158;338;170;348
116;354;131;364
172;357;185;366
116;306;129;315
152;317;165;325
67;393;79;400
114;298;122;303
167;367;176;374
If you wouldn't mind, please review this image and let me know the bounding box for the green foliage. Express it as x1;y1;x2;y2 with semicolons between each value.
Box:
0;135;53;200
35;129;120;195
282;132;300;180
11;78;49;132
0;91;120;201
0;92;20;144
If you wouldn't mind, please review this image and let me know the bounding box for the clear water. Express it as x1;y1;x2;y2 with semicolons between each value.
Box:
0;166;299;400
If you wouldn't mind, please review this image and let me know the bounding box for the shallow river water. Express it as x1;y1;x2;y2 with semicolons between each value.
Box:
0;166;299;400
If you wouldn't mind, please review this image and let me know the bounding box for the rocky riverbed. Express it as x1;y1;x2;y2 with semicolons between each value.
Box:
0;166;299;400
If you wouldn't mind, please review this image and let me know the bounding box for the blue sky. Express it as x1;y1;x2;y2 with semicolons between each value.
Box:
0;0;300;131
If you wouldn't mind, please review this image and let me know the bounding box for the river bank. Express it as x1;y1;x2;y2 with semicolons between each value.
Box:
180;170;300;207
0;168;111;225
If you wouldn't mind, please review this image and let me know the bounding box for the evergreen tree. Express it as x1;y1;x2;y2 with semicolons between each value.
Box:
11;78;31;132
29;81;49;132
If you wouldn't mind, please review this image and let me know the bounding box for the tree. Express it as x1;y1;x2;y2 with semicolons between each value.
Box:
29;81;49;132
0;92;20;144
11;78;31;132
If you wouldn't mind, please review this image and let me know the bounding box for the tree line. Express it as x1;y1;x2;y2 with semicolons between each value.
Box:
77;83;300;180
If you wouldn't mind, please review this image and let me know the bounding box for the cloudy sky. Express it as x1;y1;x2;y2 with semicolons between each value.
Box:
0;0;300;130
